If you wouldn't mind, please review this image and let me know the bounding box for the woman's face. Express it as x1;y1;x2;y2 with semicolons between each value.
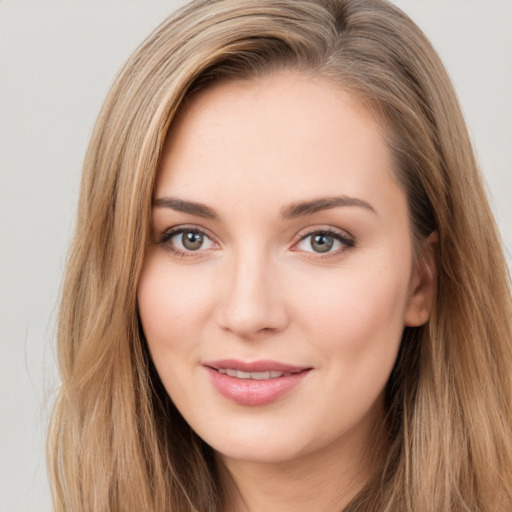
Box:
138;72;433;466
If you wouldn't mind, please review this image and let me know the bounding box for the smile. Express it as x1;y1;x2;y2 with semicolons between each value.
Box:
216;369;293;380
204;360;312;406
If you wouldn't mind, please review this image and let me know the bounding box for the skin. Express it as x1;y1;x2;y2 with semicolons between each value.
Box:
137;71;436;512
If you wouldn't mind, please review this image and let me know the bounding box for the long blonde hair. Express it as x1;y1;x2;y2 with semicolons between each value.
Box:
48;0;512;510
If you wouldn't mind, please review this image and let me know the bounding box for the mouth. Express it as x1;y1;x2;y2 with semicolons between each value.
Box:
204;359;310;379
215;368;295;380
203;360;312;405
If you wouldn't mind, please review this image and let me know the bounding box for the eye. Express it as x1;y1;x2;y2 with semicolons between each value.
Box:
295;229;354;255
159;227;217;255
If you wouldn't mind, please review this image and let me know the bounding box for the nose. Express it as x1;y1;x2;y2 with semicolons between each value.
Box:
216;249;289;338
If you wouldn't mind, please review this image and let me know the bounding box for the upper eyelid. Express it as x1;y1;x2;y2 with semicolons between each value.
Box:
157;224;217;242
294;225;355;241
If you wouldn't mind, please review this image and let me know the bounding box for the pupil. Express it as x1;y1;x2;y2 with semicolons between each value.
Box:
182;231;203;250
311;234;333;253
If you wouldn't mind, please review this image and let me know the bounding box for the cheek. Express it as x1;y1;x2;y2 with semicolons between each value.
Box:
291;259;411;360
137;256;219;410
289;261;411;427
137;255;211;357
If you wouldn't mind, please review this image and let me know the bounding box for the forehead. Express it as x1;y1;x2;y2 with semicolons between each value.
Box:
155;71;400;216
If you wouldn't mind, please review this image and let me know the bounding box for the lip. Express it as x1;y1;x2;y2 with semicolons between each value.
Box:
203;359;312;406
204;359;309;373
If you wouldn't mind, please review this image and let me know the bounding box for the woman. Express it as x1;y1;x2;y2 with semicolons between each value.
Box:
47;0;512;510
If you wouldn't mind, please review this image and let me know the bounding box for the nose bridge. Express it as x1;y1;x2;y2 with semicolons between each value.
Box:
218;243;287;337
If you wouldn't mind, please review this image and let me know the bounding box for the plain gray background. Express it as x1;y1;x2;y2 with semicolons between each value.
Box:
1;1;511;511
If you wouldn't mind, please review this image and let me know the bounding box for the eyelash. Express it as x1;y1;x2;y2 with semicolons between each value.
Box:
156;225;356;259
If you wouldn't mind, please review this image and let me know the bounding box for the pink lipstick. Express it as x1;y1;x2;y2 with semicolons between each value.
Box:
203;359;311;406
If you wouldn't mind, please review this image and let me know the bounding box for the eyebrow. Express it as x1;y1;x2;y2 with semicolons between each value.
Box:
153;197;218;219
153;195;376;220
280;196;376;219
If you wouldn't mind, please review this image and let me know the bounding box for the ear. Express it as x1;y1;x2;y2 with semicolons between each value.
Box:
404;231;438;327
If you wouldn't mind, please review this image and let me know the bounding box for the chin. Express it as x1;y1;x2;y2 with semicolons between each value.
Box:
197;418;342;467
214;439;311;465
